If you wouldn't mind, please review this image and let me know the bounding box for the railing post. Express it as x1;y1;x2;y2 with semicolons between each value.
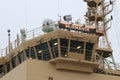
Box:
33;30;34;38
0;50;1;57
6;47;8;55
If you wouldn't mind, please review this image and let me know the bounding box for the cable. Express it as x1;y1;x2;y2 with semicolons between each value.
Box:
57;0;60;20
25;0;28;28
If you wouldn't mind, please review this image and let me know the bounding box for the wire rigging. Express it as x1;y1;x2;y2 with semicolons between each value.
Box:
25;0;28;28
58;0;60;20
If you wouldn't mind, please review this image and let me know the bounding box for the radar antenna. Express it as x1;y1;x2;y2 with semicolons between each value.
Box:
42;18;55;33
20;28;26;43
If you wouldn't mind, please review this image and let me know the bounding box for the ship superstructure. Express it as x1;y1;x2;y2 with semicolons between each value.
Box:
84;0;120;72
0;0;120;80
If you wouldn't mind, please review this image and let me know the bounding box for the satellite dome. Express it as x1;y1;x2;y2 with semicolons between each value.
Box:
42;18;54;33
20;28;26;36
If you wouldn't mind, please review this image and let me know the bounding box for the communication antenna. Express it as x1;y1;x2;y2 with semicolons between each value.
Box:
20;28;26;43
84;0;118;72
58;0;60;14
7;29;11;53
42;19;54;33
58;0;61;21
25;0;28;28
63;15;72;22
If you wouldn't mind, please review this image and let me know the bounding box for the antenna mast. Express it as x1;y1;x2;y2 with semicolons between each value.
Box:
7;29;11;54
57;0;62;21
84;0;117;72
25;0;28;27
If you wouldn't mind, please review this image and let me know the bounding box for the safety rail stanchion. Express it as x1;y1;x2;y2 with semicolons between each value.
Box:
0;26;43;57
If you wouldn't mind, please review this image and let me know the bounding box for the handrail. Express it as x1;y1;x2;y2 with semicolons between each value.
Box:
0;26;44;58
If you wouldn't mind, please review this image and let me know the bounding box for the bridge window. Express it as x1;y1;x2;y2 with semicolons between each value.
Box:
85;42;93;61
35;42;51;60
49;39;58;58
6;61;10;73
0;65;4;77
60;38;68;57
70;40;84;54
11;57;17;68
25;47;36;59
17;51;25;63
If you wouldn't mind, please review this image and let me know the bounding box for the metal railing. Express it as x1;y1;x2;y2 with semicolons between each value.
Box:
0;26;44;58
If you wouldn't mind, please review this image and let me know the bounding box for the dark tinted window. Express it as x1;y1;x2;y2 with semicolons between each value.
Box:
11;57;17;68
49;39;58;58
18;51;25;63
35;42;51;60
0;65;4;76
25;47;36;59
6;62;10;73
60;39;68;57
85;43;93;61
70;40;84;54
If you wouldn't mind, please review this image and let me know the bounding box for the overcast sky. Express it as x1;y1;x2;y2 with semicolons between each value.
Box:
0;0;120;63
0;0;86;46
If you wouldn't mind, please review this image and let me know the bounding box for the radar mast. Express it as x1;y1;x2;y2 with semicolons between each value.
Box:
84;0;118;73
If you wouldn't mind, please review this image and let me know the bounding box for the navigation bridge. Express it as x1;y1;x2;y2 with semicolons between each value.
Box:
0;20;120;80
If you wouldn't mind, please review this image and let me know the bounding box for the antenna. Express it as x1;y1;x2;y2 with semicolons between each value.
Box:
7;29;11;53
84;0;118;73
20;28;26;43
42;19;54;33
58;0;59;16
58;0;61;21
25;0;28;28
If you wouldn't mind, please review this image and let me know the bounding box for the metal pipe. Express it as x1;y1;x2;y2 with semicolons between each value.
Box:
7;29;11;54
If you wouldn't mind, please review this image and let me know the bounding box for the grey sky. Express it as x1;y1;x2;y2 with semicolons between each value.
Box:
0;0;120;63
0;0;86;46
